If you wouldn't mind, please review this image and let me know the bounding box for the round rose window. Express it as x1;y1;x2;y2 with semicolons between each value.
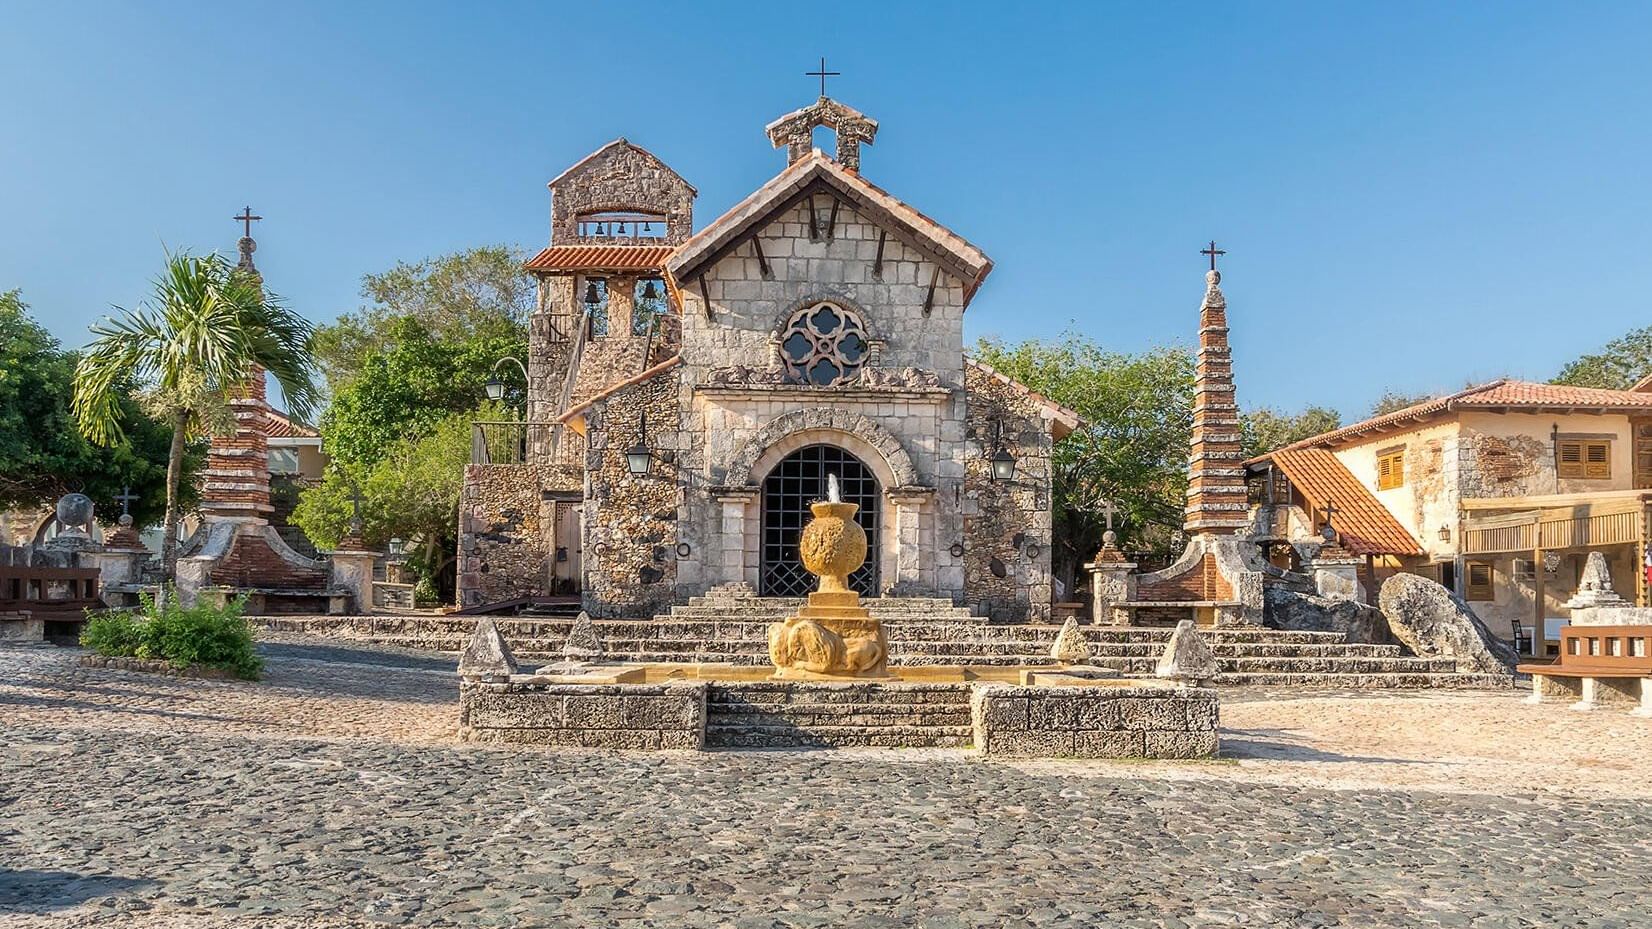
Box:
780;303;869;386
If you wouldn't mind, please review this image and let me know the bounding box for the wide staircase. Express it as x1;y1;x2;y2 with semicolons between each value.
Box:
258;595;1510;689
704;681;974;749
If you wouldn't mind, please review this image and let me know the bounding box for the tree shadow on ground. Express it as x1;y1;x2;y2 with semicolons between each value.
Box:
1220;727;1434;764
0;691;248;724
0;868;151;913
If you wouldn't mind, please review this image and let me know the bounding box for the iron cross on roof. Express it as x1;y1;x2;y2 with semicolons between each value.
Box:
1200;240;1226;271
1322;498;1340;529
234;206;262;238
806;56;840;97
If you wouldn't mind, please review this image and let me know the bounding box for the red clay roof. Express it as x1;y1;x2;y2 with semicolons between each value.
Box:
266;409;318;439
1258;379;1652;456
524;245;675;273
1268;447;1423;556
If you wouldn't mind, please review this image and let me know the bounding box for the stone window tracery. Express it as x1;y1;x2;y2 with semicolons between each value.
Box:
779;302;869;386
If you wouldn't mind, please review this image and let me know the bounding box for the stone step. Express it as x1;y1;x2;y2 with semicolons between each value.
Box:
703;725;975;749
1214;672;1514;689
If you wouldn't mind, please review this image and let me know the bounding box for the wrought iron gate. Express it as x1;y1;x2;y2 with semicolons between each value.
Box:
760;444;880;597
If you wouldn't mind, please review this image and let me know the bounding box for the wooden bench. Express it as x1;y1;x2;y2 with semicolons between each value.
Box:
1516;625;1652;714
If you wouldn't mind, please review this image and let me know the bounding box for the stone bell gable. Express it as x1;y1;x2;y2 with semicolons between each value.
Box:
546;138;695;246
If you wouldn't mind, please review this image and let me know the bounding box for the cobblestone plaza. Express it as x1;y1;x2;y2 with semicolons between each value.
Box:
3;640;1648;928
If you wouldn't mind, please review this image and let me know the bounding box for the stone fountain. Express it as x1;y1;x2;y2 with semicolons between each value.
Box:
766;474;892;680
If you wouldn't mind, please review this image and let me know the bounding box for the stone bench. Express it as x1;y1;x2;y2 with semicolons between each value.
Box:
1517;625;1652;715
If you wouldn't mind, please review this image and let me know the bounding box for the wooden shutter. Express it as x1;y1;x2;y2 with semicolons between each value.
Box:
1377;448;1405;490
1466;562;1494;600
1585;441;1611;479
1557;441;1584;478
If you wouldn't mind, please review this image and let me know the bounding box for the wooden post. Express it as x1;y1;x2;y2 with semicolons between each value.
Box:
1533;542;1545;658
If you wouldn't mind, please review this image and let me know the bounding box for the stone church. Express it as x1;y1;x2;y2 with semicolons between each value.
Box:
457;95;1079;621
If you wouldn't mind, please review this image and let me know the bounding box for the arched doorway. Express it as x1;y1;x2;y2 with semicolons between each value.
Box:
760;444;881;597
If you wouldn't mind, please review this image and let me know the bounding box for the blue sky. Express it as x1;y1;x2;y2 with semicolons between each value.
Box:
3;2;1649;419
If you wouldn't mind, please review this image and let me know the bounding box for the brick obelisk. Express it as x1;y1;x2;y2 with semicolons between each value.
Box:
1183;266;1250;535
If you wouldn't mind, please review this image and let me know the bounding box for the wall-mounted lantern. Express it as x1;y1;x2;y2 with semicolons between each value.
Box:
626;413;653;476
1438;525;1452;543
989;421;1016;482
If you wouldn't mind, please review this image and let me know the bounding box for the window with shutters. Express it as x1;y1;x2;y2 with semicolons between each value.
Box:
1466;561;1495;601
1376;447;1406;490
1556;440;1611;479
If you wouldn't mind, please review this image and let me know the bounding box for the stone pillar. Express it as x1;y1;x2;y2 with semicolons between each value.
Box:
329;546;378;615
1307;538;1363;602
1085;532;1137;626
713;489;759;589
887;489;933;595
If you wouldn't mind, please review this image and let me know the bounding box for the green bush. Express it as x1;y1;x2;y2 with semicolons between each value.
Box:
80;592;263;680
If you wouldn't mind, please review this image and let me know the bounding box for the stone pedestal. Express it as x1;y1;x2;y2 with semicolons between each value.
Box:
768;589;892;680
329;548;378;615
1308;548;1362;603
1085;535;1137;626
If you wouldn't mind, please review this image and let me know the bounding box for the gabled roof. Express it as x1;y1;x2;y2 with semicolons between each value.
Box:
1631;372;1652;393
266;409;318;439
1256;379;1652;456
524;245;674;274
1262;448;1423;556
557;356;684;434
666;152;993;306
547;138;697;195
965;358;1083;441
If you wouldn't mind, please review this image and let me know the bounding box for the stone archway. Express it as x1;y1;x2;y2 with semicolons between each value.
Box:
725;409;917;490
759;444;881;597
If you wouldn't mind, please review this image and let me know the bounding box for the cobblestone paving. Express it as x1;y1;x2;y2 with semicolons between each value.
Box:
3;643;1650;928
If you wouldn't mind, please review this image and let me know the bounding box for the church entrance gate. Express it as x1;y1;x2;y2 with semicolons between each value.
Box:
760;444;880;597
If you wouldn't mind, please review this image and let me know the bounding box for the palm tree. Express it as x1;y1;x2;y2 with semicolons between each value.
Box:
73;251;319;579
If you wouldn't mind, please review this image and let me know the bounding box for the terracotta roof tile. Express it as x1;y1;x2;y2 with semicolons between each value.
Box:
1259;379;1652;456
524;245;675;273
265;409;318;439
1268;448;1423;556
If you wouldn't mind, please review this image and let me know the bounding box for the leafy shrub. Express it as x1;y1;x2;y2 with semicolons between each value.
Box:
80;591;263;680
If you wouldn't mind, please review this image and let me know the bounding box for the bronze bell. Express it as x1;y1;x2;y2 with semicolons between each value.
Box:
641;279;660;301
615;222;626;235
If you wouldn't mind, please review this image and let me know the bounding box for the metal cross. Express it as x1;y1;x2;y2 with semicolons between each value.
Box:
1200;240;1226;271
806;56;840;97
1322;499;1340;529
234;206;262;238
1099;500;1119;532
113;485;138;517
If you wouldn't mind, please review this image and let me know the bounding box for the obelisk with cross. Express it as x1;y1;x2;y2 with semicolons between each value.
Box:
198;206;276;524
234;206;262;272
1184;241;1250;535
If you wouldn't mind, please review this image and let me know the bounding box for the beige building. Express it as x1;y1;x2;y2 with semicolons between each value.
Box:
1248;379;1652;655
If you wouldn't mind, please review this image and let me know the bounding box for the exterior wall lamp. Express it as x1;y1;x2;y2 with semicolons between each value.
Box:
989;421;1016;482
1438;525;1452;543
626;413;653;476
485;356;530;404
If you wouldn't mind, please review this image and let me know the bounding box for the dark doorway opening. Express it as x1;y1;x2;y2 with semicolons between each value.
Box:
760;444;880;597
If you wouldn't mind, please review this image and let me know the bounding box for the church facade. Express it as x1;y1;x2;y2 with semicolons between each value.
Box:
457;97;1078;621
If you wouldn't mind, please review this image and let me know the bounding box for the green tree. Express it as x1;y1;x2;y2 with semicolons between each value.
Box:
73;253;320;577
0;291;193;527
972;333;1195;584
292;410;477;598
319;317;525;471
1369;389;1438;417
1552;324;1652;390
312;246;533;390
1240;406;1342;458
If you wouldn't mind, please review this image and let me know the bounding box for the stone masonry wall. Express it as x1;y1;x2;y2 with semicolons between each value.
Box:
461;680;706;750
582;369;682;617
963;364;1054;621
457;464;551;608
971;684;1220;759
549;141;694;246
673;198;971;604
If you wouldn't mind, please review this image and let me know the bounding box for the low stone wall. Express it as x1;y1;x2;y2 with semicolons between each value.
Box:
1;610;44;643
460;680;706;750
970;684;1220;759
77;655;240;680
